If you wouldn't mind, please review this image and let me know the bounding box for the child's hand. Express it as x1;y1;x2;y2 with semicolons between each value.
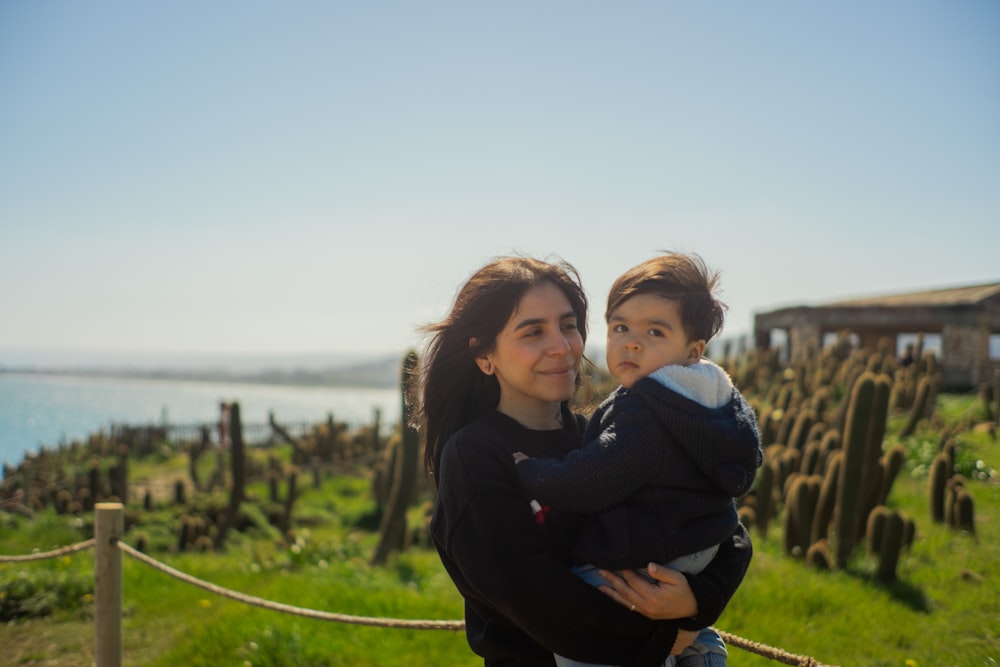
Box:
512;451;529;464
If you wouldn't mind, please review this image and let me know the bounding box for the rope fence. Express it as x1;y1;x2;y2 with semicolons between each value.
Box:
1;503;838;667
0;537;95;563
115;540;464;631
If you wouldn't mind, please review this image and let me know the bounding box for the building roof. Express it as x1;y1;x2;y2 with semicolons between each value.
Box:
824;282;1000;309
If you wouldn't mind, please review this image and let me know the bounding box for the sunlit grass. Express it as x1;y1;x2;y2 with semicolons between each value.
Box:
2;395;998;666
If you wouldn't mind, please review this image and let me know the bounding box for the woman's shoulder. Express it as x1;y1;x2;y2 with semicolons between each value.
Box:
441;412;517;464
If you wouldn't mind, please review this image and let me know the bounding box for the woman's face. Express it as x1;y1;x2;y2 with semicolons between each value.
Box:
476;282;584;421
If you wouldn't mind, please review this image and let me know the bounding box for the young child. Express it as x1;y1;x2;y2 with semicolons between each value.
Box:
514;252;762;667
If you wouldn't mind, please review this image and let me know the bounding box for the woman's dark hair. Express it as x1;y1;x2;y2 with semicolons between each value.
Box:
414;256;588;488
605;251;726;343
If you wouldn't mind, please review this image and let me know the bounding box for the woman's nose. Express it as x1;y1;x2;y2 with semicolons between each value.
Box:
547;332;571;355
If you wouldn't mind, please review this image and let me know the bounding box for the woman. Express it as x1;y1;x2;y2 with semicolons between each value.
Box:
414;256;752;667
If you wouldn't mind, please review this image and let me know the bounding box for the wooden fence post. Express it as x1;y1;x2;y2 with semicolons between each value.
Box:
95;502;123;667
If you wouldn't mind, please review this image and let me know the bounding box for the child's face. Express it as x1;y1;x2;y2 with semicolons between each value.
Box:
605;293;705;389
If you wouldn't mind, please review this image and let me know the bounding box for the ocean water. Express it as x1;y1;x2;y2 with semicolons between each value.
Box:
0;373;401;467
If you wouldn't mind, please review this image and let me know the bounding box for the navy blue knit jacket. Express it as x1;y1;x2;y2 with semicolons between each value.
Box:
516;378;762;570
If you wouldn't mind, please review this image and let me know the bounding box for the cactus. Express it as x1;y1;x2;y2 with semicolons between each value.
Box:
89;462;101;503
903;514;917;550
78;487;93;512
372;351;423;565
189;434;206;491
817;429;841;474
953;488;976;535
114;443;129;503
283;468;299;535
900;375;932;437
753;460;776;538
784;474;820;556
787;409;815;450
55;489;74;514
812;450;842;546
805;539;833;570
865;505;889;556
878;444;906;506
782;475;804;556
874;510;907;582
833;372;875;568
371;406;383;454
928;452;949;523
230;402;246;504
800;440;821;476
193;535;214;553
268;471;280;503
173;479;186;505
216;402;246;549
177;515;194;551
858;374;891;535
775;407;797;449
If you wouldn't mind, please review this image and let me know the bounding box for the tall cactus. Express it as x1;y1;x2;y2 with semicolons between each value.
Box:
215;402;246;549
928;452;950;523
752;460;776;538
833;373;873;568
900;374;932;437
372;351;422;565
812;450;842;545
858;374;891;531
833;372;891;569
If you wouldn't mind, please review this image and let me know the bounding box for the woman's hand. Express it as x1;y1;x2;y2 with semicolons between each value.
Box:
596;562;698;620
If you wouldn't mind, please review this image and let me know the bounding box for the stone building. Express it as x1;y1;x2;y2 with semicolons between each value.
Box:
753;281;1000;391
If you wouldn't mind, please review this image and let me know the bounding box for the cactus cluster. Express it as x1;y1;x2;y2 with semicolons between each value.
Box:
928;442;977;535
1;387;392;555
865;505;916;581
725;331;983;584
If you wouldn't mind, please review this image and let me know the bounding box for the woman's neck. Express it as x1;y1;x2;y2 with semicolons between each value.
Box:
496;396;563;430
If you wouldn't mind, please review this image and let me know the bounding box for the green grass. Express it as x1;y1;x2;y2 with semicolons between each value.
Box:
2;398;999;667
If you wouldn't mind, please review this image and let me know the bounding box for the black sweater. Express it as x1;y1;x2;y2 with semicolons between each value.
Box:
516;381;762;570
429;407;754;667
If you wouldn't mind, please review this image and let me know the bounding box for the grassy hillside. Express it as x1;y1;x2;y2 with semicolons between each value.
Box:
2;387;998;666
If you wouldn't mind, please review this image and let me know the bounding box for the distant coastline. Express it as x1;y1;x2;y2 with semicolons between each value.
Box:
0;355;400;390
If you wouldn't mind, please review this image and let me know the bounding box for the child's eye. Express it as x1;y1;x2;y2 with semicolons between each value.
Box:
647;328;664;337
612;324;628;333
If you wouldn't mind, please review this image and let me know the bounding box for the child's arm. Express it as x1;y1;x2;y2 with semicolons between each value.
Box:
514;394;661;512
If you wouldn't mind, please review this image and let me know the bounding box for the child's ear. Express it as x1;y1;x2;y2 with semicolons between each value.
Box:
688;339;707;362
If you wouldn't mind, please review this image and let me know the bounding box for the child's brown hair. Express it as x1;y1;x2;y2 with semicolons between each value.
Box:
606;251;727;343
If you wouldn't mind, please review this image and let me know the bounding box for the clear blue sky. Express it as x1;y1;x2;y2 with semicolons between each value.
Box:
2;1;998;365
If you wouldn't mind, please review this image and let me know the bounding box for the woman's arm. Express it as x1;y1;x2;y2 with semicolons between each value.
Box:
596;523;753;630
